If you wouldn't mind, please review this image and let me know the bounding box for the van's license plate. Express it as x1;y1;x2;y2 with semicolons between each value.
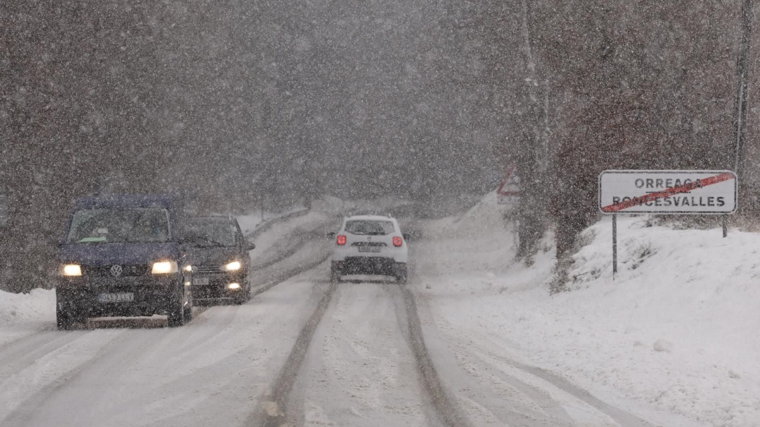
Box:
358;247;381;253
193;277;210;286
98;293;134;303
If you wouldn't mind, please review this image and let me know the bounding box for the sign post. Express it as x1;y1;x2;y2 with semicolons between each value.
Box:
723;215;728;238
599;170;738;275
496;165;521;206
612;214;618;276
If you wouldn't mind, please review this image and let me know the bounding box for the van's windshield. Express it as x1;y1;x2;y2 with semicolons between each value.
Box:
66;208;170;244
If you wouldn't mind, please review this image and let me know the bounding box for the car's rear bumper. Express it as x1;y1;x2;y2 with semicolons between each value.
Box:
332;257;405;276
56;274;186;317
331;246;407;263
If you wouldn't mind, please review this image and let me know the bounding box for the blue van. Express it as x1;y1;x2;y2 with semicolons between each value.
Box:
56;195;193;329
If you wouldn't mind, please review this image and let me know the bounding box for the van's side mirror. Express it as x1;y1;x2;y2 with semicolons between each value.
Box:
402;233;411;241
246;243;256;251
326;232;336;240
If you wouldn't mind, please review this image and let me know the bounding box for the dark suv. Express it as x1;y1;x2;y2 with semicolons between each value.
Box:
56;195;193;330
180;216;255;305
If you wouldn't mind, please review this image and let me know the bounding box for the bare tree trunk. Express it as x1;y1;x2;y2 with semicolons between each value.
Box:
515;0;548;260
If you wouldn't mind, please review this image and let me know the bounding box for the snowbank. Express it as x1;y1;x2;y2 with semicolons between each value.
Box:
0;289;55;327
236;207;308;236
414;192;760;427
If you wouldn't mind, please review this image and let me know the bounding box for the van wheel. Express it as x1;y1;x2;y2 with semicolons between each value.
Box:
183;299;193;323
56;306;84;330
167;292;186;328
168;308;184;327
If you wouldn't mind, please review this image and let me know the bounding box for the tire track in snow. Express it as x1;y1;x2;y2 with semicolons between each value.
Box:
255;277;474;427
0;331;89;384
254;278;338;427
397;285;474;427
289;282;431;427
250;253;331;299
413;289;655;427
0;329;128;426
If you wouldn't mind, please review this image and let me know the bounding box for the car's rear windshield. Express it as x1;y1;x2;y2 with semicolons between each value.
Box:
182;219;237;247
344;220;395;236
66;208;170;244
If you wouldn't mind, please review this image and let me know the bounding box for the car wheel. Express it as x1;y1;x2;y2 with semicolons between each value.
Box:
396;266;408;285
330;270;341;284
234;277;250;305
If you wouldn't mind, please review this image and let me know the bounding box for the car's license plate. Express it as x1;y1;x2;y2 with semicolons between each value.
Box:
98;293;134;303
358;247;381;253
193;277;210;286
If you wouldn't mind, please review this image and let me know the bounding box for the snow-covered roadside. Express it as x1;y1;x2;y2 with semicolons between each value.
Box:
413;192;760;427
236;207;308;236
0;288;56;346
0;289;55;327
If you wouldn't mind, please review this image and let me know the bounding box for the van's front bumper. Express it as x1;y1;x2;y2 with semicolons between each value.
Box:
57;274;187;317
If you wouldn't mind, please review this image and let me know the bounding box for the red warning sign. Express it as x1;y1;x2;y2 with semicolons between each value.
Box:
497;165;520;205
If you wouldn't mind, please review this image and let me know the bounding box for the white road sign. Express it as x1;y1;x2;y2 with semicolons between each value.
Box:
599;170;737;214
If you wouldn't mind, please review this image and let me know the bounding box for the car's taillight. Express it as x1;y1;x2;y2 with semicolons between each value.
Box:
393;236;403;247
337;235;347;246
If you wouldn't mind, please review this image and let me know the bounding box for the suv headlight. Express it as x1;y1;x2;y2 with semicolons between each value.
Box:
223;261;241;272
152;261;178;274
61;264;82;277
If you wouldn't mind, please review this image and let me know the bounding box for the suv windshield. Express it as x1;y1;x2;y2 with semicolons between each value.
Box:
182;219;237;247
344;220;395;236
66;208;170;244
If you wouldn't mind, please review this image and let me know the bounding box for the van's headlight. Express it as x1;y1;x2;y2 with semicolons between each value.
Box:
62;264;82;277
223;261;242;272
152;261;178;274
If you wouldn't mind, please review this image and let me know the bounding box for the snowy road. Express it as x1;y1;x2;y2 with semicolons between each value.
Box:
0;207;674;427
285;282;430;427
251;269;655;427
0;262;659;427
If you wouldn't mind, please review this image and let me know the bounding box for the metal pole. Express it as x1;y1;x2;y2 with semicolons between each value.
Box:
612;214;618;277
723;215;728;238
734;0;754;178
